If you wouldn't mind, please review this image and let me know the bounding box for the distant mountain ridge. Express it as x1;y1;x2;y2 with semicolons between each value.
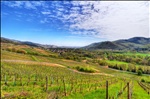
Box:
1;37;150;51
83;37;150;51
1;37;58;48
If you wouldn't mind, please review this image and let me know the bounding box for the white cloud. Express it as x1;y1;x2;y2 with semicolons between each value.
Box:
2;1;24;8
41;11;51;15
40;18;48;24
24;1;36;9
2;1;149;40
2;1;46;10
63;1;149;40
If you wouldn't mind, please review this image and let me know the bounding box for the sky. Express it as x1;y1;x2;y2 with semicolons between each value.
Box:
1;1;150;47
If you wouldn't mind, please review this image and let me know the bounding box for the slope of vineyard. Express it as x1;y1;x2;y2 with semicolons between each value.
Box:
1;43;150;99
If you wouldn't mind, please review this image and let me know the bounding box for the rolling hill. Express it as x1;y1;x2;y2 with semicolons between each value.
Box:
1;37;58;48
83;37;150;51
1;37;150;51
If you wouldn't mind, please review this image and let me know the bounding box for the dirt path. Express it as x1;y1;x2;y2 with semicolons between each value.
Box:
1;59;113;76
68;68;114;76
1;59;65;67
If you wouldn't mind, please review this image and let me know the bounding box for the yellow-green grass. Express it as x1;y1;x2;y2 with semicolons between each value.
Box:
1;61;115;98
1;43;58;57
106;60;150;68
1;44;150;98
114;52;150;57
1;50;148;77
1;50;33;61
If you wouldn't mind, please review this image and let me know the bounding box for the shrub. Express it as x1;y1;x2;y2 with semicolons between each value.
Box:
6;48;12;51
141;79;145;82
119;64;127;71
98;60;108;66
75;66;95;73
137;70;142;76
12;48;17;52
16;50;27;54
128;64;136;72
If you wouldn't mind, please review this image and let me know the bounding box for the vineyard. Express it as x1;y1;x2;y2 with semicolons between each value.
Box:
1;0;150;98
1;43;150;99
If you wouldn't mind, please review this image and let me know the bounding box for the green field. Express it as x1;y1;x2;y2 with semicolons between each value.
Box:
1;43;150;99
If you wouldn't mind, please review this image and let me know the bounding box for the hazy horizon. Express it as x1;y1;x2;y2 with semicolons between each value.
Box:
1;1;149;46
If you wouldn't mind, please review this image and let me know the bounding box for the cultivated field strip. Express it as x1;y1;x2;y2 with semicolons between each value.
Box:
1;61;124;98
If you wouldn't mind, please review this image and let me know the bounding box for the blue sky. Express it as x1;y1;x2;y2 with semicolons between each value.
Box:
1;1;149;46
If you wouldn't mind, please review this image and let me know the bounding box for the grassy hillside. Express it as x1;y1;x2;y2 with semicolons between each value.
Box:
1;43;150;99
84;37;150;51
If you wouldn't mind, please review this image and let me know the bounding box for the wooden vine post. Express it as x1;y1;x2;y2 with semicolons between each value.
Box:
106;81;108;99
45;76;48;92
127;82;131;99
